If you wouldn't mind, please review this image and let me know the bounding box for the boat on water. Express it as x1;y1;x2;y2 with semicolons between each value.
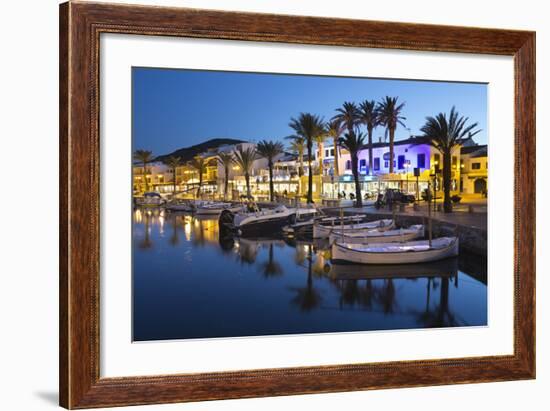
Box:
283;214;366;236
219;204;317;237
313;219;393;239
134;192;166;207
165;200;195;212
195;202;243;215
331;237;459;265
329;224;424;244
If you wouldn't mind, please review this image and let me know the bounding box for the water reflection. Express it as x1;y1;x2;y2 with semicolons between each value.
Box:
132;210;487;341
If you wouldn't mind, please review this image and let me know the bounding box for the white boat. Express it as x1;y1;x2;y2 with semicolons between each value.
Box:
331;237;459;265
329;224;424;244
313;219;393;239
195;202;243;215
283;214;366;236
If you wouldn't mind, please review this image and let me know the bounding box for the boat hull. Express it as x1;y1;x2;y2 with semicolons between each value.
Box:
236;214;294;236
329;225;424;244
314;219;393;239
195;205;242;215
331;237;459;265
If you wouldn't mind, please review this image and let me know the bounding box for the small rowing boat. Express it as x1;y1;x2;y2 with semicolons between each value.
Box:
331;237;459;265
329;224;424;244
313;219;393;239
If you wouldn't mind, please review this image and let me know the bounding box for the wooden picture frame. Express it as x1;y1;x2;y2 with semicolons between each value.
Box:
59;1;535;408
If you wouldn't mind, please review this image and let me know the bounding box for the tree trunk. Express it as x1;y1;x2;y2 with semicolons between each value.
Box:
245;173;251;199
443;151;453;213
367;125;374;175
333;137;339;177
143;161;148;192
307;143;313;203
268;161;274;202
196;171;203;199
389;128;395;174
224;166;229;200
172;171;176;196
351;152;363;208
318;142;324;197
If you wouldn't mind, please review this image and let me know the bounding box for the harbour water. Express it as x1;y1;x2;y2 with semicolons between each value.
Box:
133;208;487;341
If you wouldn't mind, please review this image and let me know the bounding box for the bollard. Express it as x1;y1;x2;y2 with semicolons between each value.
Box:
437;204;443;212
468;205;474;213
399;203;405;212
413;203;419;211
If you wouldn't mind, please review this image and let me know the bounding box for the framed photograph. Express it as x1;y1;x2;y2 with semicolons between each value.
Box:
59;1;535;408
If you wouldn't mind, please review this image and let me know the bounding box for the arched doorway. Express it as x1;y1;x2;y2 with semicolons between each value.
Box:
474;178;487;194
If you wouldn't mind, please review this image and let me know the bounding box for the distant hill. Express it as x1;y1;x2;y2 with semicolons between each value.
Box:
155;138;245;163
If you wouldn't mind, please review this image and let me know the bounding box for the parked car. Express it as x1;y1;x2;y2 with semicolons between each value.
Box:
384;189;416;205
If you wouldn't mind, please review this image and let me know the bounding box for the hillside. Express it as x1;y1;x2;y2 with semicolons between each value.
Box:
155;138;245;163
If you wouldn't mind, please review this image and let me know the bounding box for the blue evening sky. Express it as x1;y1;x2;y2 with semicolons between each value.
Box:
132;67;487;156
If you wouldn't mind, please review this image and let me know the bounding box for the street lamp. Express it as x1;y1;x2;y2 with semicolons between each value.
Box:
404;160;411;194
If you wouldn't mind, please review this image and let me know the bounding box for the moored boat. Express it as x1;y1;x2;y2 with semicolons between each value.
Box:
313;219;393;239
329;224;424;244
195;202;243;215
331;237;459;265
219;205;317;237
134;192;166;207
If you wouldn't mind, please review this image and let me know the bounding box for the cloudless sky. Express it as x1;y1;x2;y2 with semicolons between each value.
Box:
132;67;487;156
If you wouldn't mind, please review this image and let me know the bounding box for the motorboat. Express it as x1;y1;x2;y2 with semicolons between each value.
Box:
329;224;424;244
219;204;317;237
313;219;393;239
331;237;459;265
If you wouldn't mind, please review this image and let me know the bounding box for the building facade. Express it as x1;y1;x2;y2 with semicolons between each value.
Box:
321;136;474;199
460;145;488;195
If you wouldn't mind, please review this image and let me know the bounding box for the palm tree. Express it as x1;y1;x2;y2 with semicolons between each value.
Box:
217;151;234;200
420;107;480;212
359;100;380;175
313;133;326;194
339;131;366;207
289;113;325;203
325;119;345;177
286;135;305;195
377;96;406;174
133;149;153;192
162;155;181;196
188;156;207;199
332;102;361;137
233;146;257;199
256;140;284;202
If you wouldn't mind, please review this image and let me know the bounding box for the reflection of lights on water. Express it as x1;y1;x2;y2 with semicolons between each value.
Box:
134;209;142;223
184;220;191;241
158;213;165;234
